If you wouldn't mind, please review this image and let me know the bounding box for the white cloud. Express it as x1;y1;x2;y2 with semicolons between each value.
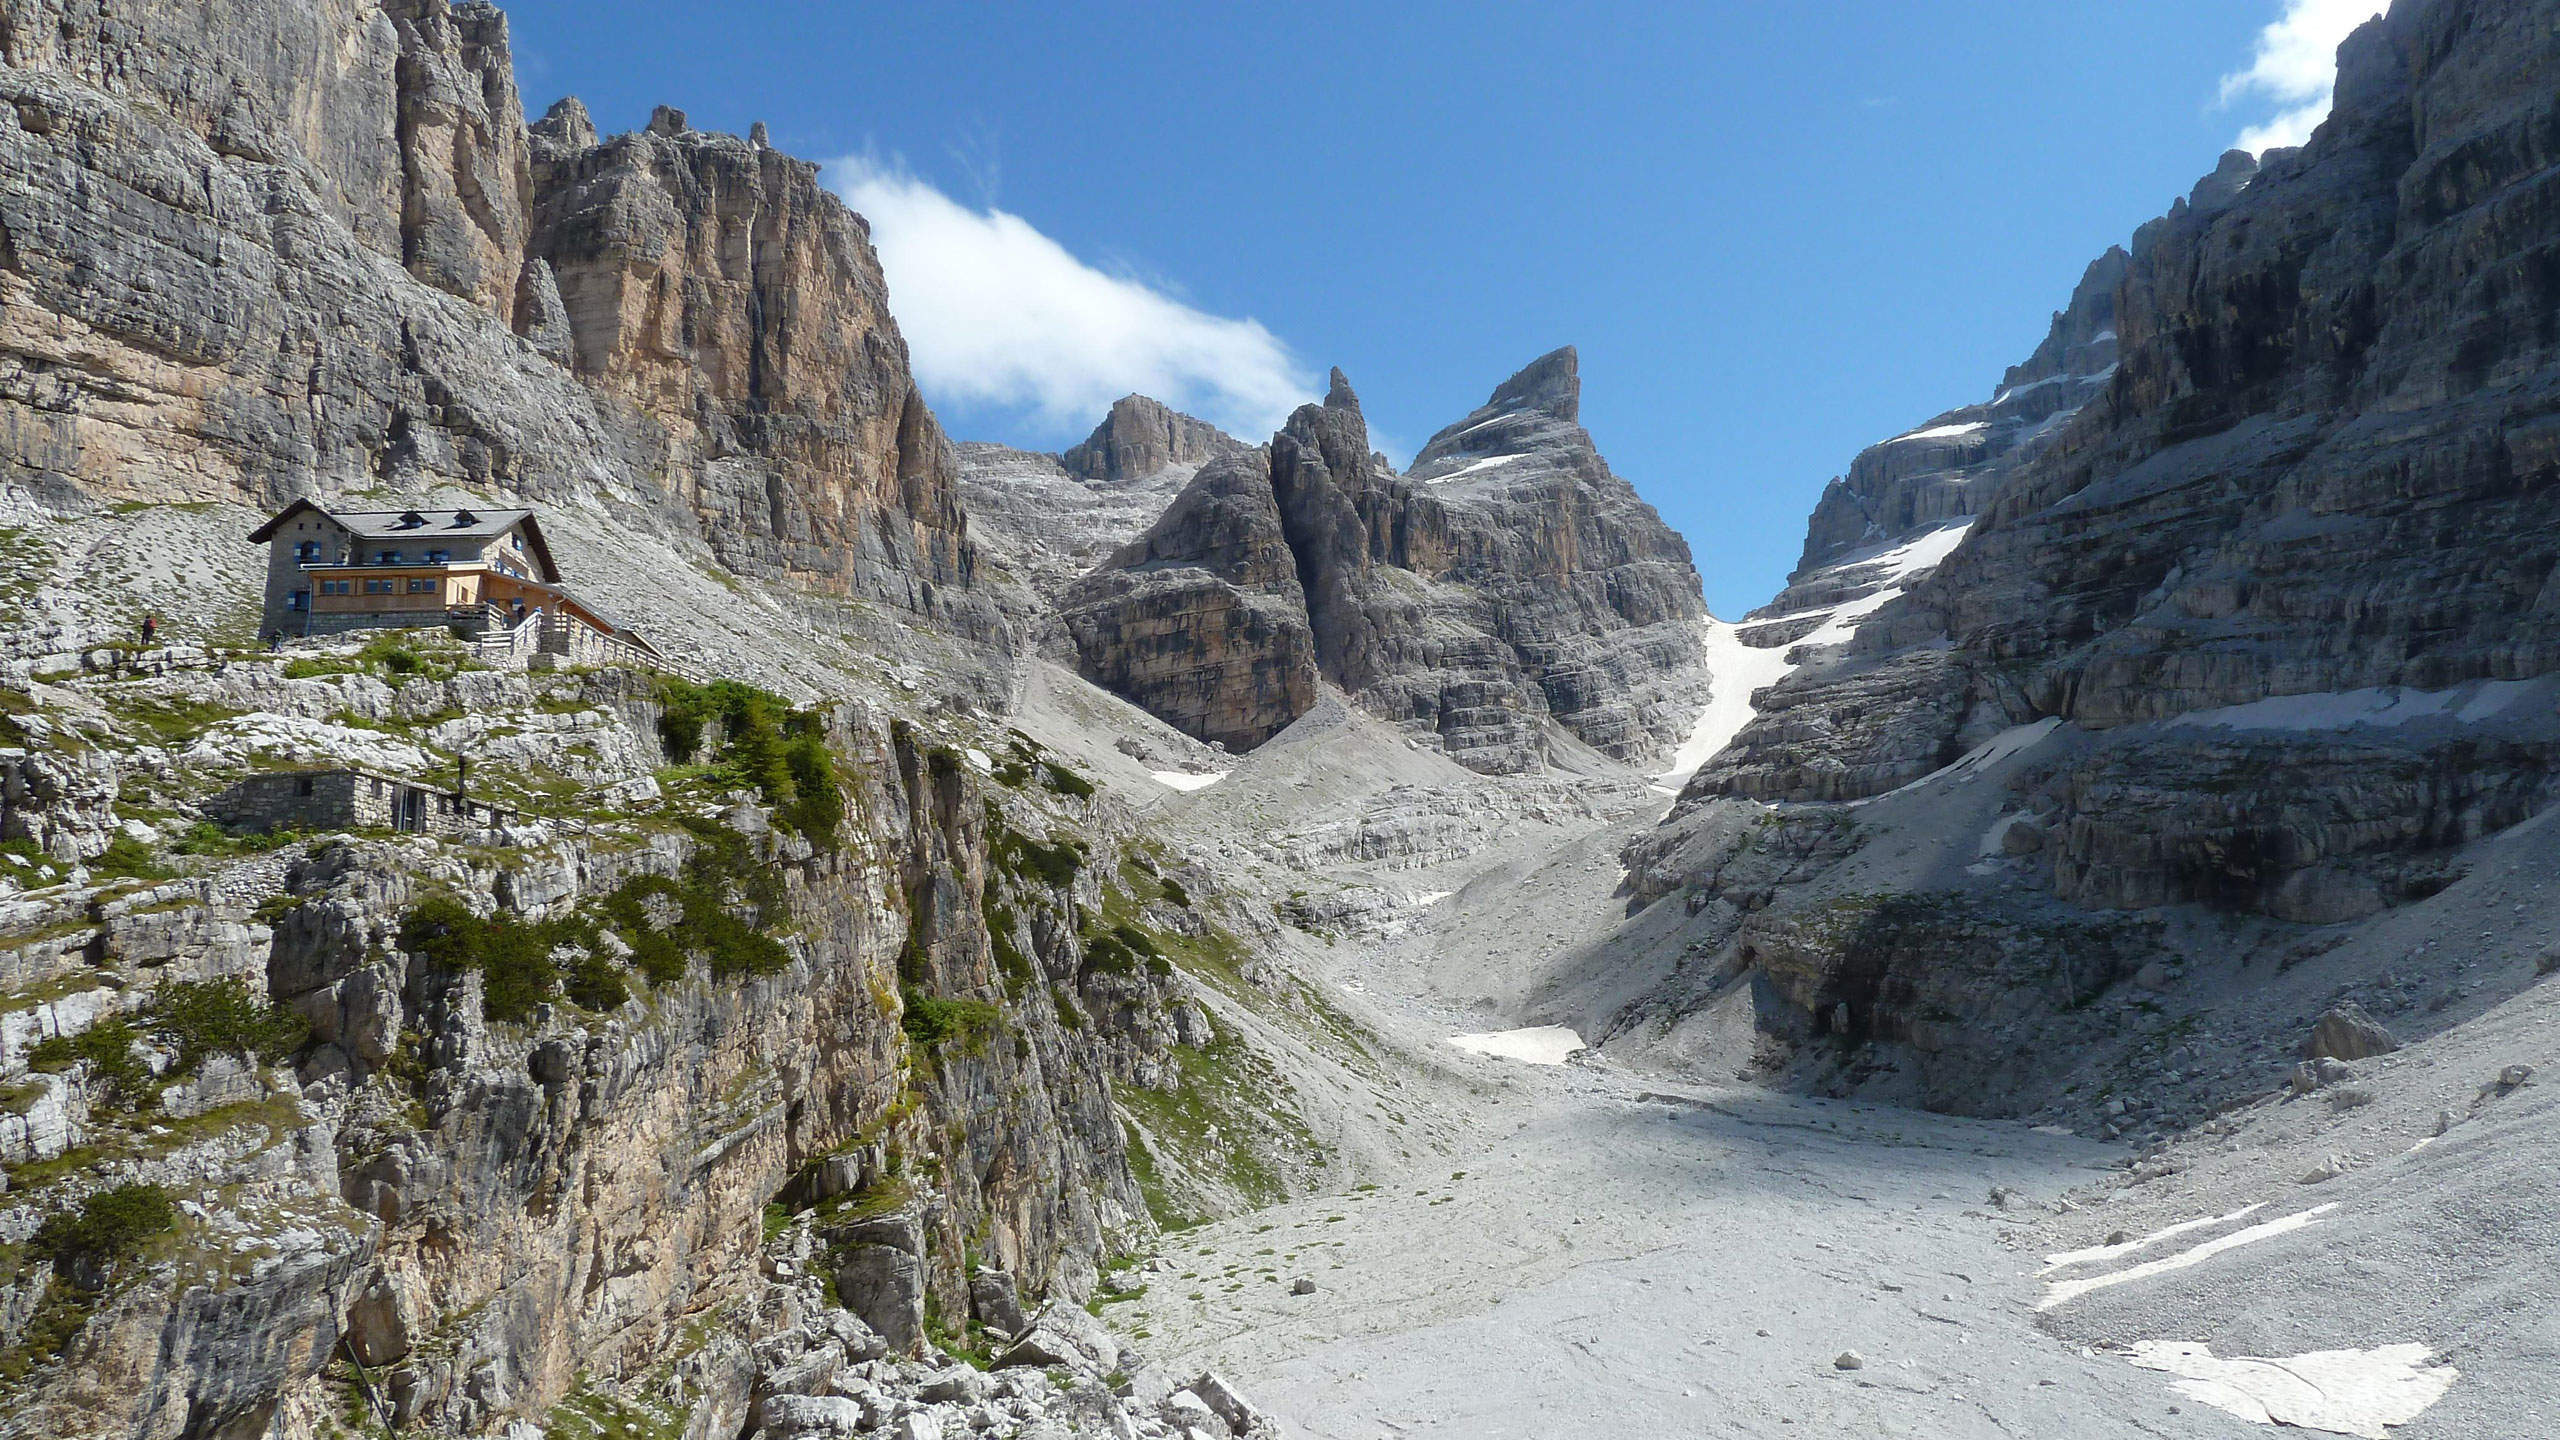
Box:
2218;0;2389;152
826;157;1313;442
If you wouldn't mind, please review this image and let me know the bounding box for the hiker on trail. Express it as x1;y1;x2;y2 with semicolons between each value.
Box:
264;630;282;652
139;613;156;646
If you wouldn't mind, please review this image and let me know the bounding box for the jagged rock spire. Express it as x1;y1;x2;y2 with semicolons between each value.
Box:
1486;346;1579;422
1324;367;1361;413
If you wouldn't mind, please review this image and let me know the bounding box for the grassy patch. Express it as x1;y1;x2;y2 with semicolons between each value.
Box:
653;678;844;847
171;821;300;858
1118;1032;1318;1223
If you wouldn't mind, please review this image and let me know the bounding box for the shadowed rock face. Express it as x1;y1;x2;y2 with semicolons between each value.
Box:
1693;0;2560;810
1069;350;1710;771
1629;0;2560;1107
0;0;993;637
1062;449;1320;750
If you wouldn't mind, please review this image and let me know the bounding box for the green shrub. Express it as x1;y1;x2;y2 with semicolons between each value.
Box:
985;903;1034;995
563;951;631;1011
26;1019;153;1110
356;636;427;676
399;895;568;1024
1040;760;1095;799
143;978;309;1072
1081;922;1170;980
592;829;795;987
32;1183;178;1287
901;990;1000;1052
657;706;705;764
91;835;170;882
656;678;843;845
989;816;1082;889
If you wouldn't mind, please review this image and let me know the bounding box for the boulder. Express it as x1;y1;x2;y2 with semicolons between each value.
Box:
1190;1372;1277;1435
825;1212;927;1354
755;1394;865;1440
2304;1005;2398;1062
969;1268;1030;1336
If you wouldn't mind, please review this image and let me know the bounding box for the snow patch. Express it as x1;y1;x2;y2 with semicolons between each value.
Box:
2039;1203;2337;1310
963;747;993;773
1890;420;1988;444
1853;717;2061;809
1861;519;1974;585
1447;1026;1585;1066
2041;1204;2267;1273
1150;770;1227;792
2168;680;2544;734
2127;1341;2456;1439
1659;614;1797;781
1659;524;1975;783
1424;454;1516;485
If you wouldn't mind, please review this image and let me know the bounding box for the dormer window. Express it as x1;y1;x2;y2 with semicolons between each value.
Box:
452;509;479;527
396;510;426;529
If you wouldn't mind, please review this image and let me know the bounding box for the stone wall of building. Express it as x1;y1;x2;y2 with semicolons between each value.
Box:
206;770;512;838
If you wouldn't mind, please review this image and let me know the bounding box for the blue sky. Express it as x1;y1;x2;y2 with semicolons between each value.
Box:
502;1;2378;615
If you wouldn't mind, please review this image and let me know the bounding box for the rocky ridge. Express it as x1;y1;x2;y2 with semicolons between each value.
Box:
1598;0;2560;1123
1063;351;1710;772
0;0;997;647
0;622;1353;1438
958;397;1249;631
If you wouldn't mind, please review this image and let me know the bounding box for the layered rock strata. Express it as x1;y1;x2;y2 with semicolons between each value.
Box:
1632;0;2560;1108
0;0;994;638
1067;351;1709;772
959;397;1248;623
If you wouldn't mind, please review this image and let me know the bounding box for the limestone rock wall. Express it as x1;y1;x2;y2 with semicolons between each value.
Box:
957;398;1245;630
0;0;995;638
1691;0;2560;812
1066;351;1710;772
1636;0;2560;1109
526;102;983;619
0;702;1193;1438
1062;450;1320;751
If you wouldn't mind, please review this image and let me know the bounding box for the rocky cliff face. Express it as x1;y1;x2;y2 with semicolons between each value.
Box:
0;0;993;640
1786;247;2124;587
1061;396;1241;485
1062;449;1320;751
1066;351;1710;772
959;398;1247;627
0;642;1301;1437
1627;0;2560;1113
